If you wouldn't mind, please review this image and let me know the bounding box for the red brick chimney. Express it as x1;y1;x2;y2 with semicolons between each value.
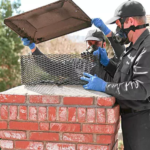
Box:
0;85;120;150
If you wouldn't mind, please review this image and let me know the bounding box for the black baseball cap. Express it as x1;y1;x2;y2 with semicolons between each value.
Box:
106;0;146;24
85;30;105;41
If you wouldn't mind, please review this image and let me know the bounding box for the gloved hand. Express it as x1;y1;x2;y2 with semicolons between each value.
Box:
92;18;111;35
93;47;109;66
21;38;35;50
80;73;107;92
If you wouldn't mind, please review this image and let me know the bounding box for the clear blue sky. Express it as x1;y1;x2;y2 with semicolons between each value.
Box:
10;0;150;36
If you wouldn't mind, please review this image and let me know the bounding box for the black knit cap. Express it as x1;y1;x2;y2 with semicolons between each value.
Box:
106;0;146;24
85;30;105;41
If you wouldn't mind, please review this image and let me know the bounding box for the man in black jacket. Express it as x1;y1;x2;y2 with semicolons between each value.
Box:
81;1;150;150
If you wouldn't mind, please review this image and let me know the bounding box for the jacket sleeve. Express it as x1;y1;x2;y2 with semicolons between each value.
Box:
104;37;125;77
104;59;118;77
107;36;125;60
105;45;150;100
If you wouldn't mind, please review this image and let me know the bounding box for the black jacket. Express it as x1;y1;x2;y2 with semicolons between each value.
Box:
105;29;150;111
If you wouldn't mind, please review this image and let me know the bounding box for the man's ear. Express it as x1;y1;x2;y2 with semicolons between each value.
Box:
128;17;135;25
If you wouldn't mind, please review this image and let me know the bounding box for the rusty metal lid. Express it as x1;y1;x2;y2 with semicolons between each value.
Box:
4;0;92;44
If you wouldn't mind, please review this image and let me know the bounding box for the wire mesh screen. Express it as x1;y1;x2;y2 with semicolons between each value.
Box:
21;54;98;86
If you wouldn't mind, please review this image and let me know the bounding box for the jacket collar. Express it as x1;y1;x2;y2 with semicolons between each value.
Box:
132;29;150;50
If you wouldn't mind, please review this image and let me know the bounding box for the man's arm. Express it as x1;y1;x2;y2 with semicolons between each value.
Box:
105;35;125;77
92;19;125;60
92;19;125;77
81;44;150;101
106;45;150;100
107;35;125;61
104;59;118;77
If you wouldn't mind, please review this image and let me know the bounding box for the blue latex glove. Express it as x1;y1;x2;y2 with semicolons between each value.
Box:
21;38;35;50
92;18;111;35
80;73;107;92
93;47;109;66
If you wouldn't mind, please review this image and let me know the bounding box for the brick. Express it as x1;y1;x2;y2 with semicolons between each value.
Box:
29;107;37;121
29;95;60;104
87;108;95;123
50;123;80;132
96;135;114;144
9;121;38;130
0;121;7;129
46;143;75;150
107;105;120;124
15;141;44;150
0;131;26;140
63;133;93;143
77;144;109;150
0;94;25;103
77;108;86;122
30;132;59;141
68;107;76;122
48;107;56;121
82;124;115;134
9;106;17;120
40;123;49;131
59;107;67;122
63;97;93;105
97;97;115;106
97;108;106;123
0;140;13;149
0;105;8;119
38;107;47;121
19;106;27;120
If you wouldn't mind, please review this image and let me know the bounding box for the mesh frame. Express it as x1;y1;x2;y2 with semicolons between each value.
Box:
21;54;98;86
